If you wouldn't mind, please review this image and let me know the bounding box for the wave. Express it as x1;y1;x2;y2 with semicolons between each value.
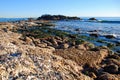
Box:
98;20;120;24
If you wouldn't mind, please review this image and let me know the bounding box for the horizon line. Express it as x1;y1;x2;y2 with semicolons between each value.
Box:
0;16;120;18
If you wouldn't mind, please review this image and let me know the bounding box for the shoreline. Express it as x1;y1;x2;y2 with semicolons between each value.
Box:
0;19;120;79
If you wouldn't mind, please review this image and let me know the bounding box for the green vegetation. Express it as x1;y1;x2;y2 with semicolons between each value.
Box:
17;27;70;39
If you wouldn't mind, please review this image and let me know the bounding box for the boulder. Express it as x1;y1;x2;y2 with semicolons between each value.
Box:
89;33;99;37
103;64;119;74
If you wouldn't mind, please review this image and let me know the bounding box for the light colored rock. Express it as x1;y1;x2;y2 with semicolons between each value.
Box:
62;43;69;49
0;29;94;80
77;44;86;50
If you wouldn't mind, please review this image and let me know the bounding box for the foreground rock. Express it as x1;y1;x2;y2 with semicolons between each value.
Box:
54;45;109;66
0;21;120;80
0;28;93;80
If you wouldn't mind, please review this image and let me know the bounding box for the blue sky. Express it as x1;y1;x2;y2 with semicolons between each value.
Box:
0;0;120;17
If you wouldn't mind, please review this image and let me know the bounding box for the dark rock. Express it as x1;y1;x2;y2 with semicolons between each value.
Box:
104;59;120;67
107;43;115;48
68;34;77;38
116;50;120;53
37;14;81;20
89;72;97;79
88;18;97;20
107;54;120;60
89;33;99;37
75;28;80;31
104;34;116;39
82;63;99;75
103;64;119;74
96;73;118;80
90;47;100;51
88;30;101;33
2;28;8;32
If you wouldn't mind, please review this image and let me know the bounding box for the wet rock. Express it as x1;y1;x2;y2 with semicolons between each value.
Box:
104;34;116;39
68;34;77;38
89;72;97;79
103;64;119;74
75;28;80;31
88;18;97;20
108;59;120;66
107;43;115;48
107;54;120;60
116;50;120;53
89;33;99;37
88;30;100;32
97;73;118;80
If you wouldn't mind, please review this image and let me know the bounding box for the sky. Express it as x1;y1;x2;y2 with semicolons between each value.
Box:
0;0;120;17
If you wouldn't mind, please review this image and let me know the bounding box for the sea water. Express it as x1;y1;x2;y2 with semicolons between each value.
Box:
54;17;120;52
0;18;27;22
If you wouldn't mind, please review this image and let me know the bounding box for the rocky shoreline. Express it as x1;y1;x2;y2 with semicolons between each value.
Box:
0;19;120;80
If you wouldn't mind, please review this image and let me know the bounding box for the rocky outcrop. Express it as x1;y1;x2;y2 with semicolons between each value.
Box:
0;28;93;80
88;18;97;21
0;21;120;80
54;45;109;66
37;14;81;20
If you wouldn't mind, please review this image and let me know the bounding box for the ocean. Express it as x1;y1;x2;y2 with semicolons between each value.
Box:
54;17;120;52
0;18;28;22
